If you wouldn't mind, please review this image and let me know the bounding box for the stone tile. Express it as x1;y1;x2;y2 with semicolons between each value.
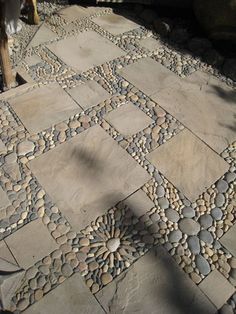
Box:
123;189;154;218
24;273;105;314
5;219;57;269
28;24;57;49
96;246;216;314
9;83;81;134
0;240;16;265
0;186;10;211
67;80;110;110
92;13;140;35
0;139;7;154
199;269;235;309
139;37;162;51
118;57;177;96
105;102;154;137
59;5;103;24
220;223;236;257
29;125;150;231
24;55;42;67
151;71;236;153
146;129;229;202
47;31;125;73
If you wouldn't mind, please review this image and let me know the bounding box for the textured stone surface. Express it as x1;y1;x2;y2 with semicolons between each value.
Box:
0;139;7;154
67;80;110;110
92;13;139;35
96;246;216;314
105;102;153;137
47;31;124;73
151;71;236;153
220;224;236;257
28;24;57;49
199;269;235;309
123;189;154;218
30;125;150;231
9;83;80;134
24;273;104;314
0;241;16;265
147;129;229;202
5;219;57;269
0;186;10;211
139;37;162;51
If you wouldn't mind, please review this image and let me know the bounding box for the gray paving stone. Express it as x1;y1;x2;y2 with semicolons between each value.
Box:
24;273;105;314
47;31;125;73
199;269;235;309
139;37;163;51
220;224;236;257
146;129;229;202
123;189;154;218
96;246;216;314
29;125;150;231
28;24;57;49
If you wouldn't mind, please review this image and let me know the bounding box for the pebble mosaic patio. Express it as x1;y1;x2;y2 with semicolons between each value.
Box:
0;4;236;314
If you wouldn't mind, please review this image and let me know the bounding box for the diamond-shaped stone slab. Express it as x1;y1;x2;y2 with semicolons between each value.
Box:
96;246;216;314
139;37;163;51
220;223;236;257
105;102;154;137
28;24;57;49
0;241;15;265
67;80;110;110
146;129;229;202
24;273;104;314
9;83;81;134
29;125;151;231
5;219;57;269
92;13;140;35
0;186;10;211
199;269;235;309
118;57;177;96
123;189;154;218
151;71;236;153
47;31;125;73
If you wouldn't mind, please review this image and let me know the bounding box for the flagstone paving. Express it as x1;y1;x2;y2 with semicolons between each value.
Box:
0;3;235;314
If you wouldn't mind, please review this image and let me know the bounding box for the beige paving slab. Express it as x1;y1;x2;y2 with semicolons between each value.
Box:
47;31;125;73
0;240;16;265
96;246;216;314
5;219;58;269
92;13;140;35
118;57;177;96
151;71;236;153
29;125;151;232
24;273;105;314
28;24;57;49
105;102;154;137
67;80;110;110
146;129;229;202
220;223;236;257
199;269;235;309
0;139;7;154
0;186;10;211
139;37;163;51
123;189;154;218
24;55;42;67
59;5;104;24
9;83;81;134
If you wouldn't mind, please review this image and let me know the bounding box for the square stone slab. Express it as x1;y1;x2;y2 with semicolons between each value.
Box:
5;219;57;269
220;224;236;257
59;5;104;24
29;125;150;231
146;129;229;202
0;241;16;265
47;31;125;73
105;102;154;137
67;81;110;110
151;71;236;153
96;246;216;314
28;24;57;49
199;269;235;309
123;189;154;218
9;83;81;134
92;14;139;35
24;273;104;314
118;57;177;96
139;37;162;51
0;186;10;211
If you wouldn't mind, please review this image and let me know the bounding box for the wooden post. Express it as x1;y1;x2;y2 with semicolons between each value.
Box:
0;0;15;90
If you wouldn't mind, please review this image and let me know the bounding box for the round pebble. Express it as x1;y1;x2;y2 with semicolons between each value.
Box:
179;218;200;235
199;214;213;229
211;207;223;220
215;193;225;207
61;263;73;277
187;236;200;255
182;206;195;218
106;238;120;252
101;272;113;285
169;230;182;243
165;208;180;222
199;230;213;244
216;180;229;193
79;238;90;246
195;254;210;275
158;197;169;209
17;140;34;155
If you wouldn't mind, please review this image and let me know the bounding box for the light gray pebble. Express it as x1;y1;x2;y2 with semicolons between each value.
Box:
199;214;213;229
216;180;229;193
165;208;180;222
187;236;200;254
179;218;200;235
182;206;195;218
156;185;165;198
195;254;210;275
61;263;73;277
39;265;50;276
226;172;236;183
215;193;225;207
199;230;214;244
158;197;169;209
211;207;223;220
154;172;163;184
150;212;160;222
169;230;182;243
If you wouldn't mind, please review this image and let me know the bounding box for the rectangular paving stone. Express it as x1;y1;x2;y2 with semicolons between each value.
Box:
105;102;154;137
28;24;57;49
0;186;10;211
146;129;229;202
220;223;236;257
151;71;236;153
139;37;163;51
67;80;111;110
199;269;235;309
118;57;177;96
96;246;216;314
92;13;140;35
47;31;125;73
59;5;104;24
29;125;151;232
5;219;57;269
123;189;154;218
9;83;81;134
24;273;105;314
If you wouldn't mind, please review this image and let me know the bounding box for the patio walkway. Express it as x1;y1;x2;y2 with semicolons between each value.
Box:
0;4;236;314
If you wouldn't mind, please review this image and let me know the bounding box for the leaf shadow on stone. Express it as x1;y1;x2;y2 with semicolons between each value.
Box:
211;85;236;105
